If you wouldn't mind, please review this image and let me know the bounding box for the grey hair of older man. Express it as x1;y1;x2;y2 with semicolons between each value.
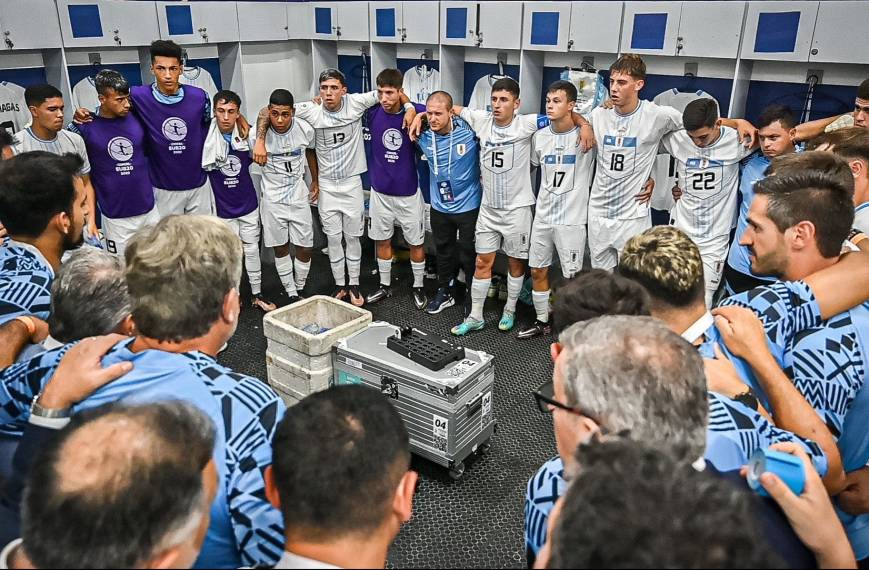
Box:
556;315;708;458
48;247;131;343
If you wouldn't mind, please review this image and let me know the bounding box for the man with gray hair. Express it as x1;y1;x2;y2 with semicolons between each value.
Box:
1;401;218;569
0;247;134;480
531;315;822;568
547;316;708;471
67;69;158;257
0;215;286;568
47;247;133;345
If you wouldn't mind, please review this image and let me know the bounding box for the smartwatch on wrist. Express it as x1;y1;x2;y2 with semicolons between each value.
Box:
31;393;72;419
732;389;760;412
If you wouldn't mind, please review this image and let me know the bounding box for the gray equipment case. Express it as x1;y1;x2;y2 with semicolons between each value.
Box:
333;322;496;479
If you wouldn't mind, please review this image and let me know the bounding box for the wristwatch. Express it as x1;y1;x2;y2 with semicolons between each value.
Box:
30;393;72;419
732;389;760;412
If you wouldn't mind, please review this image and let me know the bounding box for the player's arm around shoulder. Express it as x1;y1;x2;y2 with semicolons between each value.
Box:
458;107;488;132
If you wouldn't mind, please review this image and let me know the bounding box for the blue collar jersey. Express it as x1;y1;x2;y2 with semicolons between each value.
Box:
0;241;54;324
726;153;776;286
417;117;482;215
0;340;286;569
722;280;869;558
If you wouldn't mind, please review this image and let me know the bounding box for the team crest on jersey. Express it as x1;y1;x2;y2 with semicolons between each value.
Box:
162;117;188;142
382;128;403;151
107;136;134;162
219;155;242;178
456;144;467;156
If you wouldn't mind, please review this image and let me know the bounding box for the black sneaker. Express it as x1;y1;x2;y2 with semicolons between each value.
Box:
366;285;392;304
426;287;455;314
287;295;303;306
412;287;428;310
517;320;552;340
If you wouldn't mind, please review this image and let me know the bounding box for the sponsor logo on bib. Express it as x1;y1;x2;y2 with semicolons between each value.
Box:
219;155;242;178
382;128;403;151
162;117;188;142
107;136;134;162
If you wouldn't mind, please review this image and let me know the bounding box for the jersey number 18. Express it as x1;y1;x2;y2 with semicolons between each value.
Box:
610;153;625;172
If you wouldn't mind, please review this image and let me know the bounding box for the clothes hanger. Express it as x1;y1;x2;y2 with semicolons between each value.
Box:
677;72;697;93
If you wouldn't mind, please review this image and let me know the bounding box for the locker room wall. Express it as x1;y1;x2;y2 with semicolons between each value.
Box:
0;53;49;90
1;1;868;131
67;63;144;91
239;41;312;120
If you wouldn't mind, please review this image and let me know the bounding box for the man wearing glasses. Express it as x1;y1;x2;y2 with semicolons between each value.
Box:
524;280;826;568
526;316;712;566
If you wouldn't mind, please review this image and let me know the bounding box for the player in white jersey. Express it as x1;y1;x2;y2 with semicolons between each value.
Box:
13;84;99;242
254;69;416;306
518;81;595;339
811;127;869;235
258;89;317;306
650;88;718;213
411;77;593;336
662;99;756;306
587;54;756;271
0;83;29;136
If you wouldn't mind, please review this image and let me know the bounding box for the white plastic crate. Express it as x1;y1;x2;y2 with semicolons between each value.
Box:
266;351;332;405
263;295;372;356
263;296;372;405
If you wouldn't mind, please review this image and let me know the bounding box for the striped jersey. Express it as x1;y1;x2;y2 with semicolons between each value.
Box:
661;126;753;245
12;128;91;175
531;125;594;226
588;100;682;219
294;91;378;181
459;108;547;209
261;119;316;205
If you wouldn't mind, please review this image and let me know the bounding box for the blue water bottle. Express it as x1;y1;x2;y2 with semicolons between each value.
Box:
747;448;806;498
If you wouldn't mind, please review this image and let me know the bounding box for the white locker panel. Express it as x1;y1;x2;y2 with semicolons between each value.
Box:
740;1;819;62
157;1;241;44
810;1;869;65
287;3;313;41
403;1;440;45
677;1;745;59
478;1;523;50
371;2;403;43
440;1;478;47
0;0;64;50
523;2;571;52
237;2;289;42
309;3;338;40
336;2;369;42
620;2;682;56
568;2;623;54
59;1;159;48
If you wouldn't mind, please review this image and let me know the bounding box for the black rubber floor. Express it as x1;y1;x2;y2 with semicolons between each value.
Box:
218;244;557;569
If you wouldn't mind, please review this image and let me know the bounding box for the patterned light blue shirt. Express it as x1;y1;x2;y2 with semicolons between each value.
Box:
0;340;286;568
524;390;826;558
725;153;776;288
0;240;55;324
721;280;869;558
